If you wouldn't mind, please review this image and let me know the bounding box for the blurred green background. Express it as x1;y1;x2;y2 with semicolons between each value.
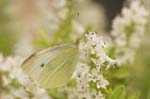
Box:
0;0;17;56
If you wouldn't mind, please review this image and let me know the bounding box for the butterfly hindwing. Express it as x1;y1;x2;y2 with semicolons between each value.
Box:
37;48;78;88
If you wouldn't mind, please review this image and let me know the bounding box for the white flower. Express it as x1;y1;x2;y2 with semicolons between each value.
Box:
91;90;105;99
111;1;148;66
96;74;109;89
88;68;109;89
0;54;52;99
85;32;115;66
73;32;114;99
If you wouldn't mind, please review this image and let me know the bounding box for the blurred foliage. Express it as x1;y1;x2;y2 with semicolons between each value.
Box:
106;86;127;99
0;32;16;56
0;0;17;56
33;0;75;48
126;14;150;99
127;34;150;99
106;85;140;99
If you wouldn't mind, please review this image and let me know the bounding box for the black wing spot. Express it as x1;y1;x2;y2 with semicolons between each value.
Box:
40;63;45;67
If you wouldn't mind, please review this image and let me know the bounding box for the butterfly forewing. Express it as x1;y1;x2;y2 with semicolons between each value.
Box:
22;44;70;77
22;43;79;88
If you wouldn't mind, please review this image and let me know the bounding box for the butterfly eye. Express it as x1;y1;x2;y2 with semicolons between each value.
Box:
40;63;45;67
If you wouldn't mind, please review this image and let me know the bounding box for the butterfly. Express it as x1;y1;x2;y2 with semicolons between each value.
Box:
22;42;80;88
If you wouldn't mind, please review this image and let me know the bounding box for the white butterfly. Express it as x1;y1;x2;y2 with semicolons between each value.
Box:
22;43;79;88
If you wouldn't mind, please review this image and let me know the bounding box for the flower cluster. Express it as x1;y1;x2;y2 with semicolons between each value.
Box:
74;32;115;99
0;54;51;99
111;1;148;65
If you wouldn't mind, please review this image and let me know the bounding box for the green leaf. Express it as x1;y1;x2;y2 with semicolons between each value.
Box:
108;85;126;99
107;47;116;58
48;89;67;99
32;31;52;47
127;91;140;99
39;30;50;44
147;90;150;99
111;68;129;79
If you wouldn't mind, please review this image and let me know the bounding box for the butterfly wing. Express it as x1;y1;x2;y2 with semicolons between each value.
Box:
22;43;79;88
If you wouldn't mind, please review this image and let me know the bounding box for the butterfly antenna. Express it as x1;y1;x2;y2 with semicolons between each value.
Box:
74;38;80;48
